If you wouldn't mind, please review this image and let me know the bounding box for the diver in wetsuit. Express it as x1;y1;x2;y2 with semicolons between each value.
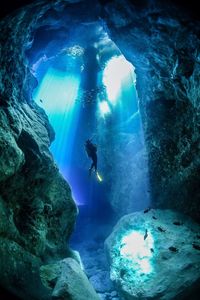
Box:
85;139;97;175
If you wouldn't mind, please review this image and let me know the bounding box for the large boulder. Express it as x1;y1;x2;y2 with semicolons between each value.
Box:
49;258;100;300
105;209;200;300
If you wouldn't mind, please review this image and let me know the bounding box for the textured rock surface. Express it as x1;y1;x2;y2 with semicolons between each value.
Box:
0;1;108;299
0;2;80;299
102;0;200;221
42;258;100;300
105;209;200;300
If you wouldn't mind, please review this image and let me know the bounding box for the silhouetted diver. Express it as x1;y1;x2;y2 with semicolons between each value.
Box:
85;139;97;176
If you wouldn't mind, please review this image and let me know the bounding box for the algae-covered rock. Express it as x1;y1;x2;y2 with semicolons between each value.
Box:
0;111;25;181
105;209;200;300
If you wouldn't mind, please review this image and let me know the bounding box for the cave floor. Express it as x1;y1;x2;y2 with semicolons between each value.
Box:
70;205;120;300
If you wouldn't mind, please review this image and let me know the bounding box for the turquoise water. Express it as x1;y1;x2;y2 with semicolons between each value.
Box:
33;54;148;209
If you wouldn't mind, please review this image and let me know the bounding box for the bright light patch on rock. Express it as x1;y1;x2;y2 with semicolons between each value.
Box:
105;209;200;300
120;230;154;274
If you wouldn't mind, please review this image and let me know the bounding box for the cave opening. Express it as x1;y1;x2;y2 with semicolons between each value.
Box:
25;19;150;294
26;20;150;220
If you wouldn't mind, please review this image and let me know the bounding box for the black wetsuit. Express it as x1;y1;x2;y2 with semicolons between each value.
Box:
85;141;97;173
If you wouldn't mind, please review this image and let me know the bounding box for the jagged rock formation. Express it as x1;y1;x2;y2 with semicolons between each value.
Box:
102;0;200;221
105;209;200;300
41;258;99;300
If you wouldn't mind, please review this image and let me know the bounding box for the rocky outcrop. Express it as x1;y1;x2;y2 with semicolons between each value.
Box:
102;0;200;221
53;259;100;300
105;209;200;300
0;2;79;299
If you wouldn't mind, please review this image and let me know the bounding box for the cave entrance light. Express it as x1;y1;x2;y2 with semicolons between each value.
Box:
99;100;111;117
30;21;150;210
33;68;81;170
33;58;83;204
102;55;136;106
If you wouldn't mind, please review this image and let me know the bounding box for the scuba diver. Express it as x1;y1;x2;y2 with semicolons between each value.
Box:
85;139;98;176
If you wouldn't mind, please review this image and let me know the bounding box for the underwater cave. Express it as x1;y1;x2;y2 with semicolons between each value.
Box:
0;1;200;300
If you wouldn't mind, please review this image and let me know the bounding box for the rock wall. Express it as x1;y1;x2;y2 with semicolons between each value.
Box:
0;1;79;299
101;0;200;222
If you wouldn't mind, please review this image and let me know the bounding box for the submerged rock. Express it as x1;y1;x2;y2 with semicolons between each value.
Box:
105;209;200;300
51;258;100;300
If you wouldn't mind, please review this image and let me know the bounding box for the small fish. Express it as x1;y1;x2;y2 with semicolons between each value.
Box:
150;248;154;253
192;243;200;251
120;242;126;249
157;226;166;232
144;207;151;214
169;246;178;252
173;221;183;226
152;216;157;220
39;99;43;103
120;269;126;277
144;229;148;240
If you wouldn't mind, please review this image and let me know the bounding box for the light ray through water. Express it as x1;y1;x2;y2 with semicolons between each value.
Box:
33;67;82;202
33;51;149;210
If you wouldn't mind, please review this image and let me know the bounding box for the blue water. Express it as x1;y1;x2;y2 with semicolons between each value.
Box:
33;54;149;210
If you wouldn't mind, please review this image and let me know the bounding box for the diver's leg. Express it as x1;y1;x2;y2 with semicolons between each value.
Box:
89;162;94;176
94;155;97;173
